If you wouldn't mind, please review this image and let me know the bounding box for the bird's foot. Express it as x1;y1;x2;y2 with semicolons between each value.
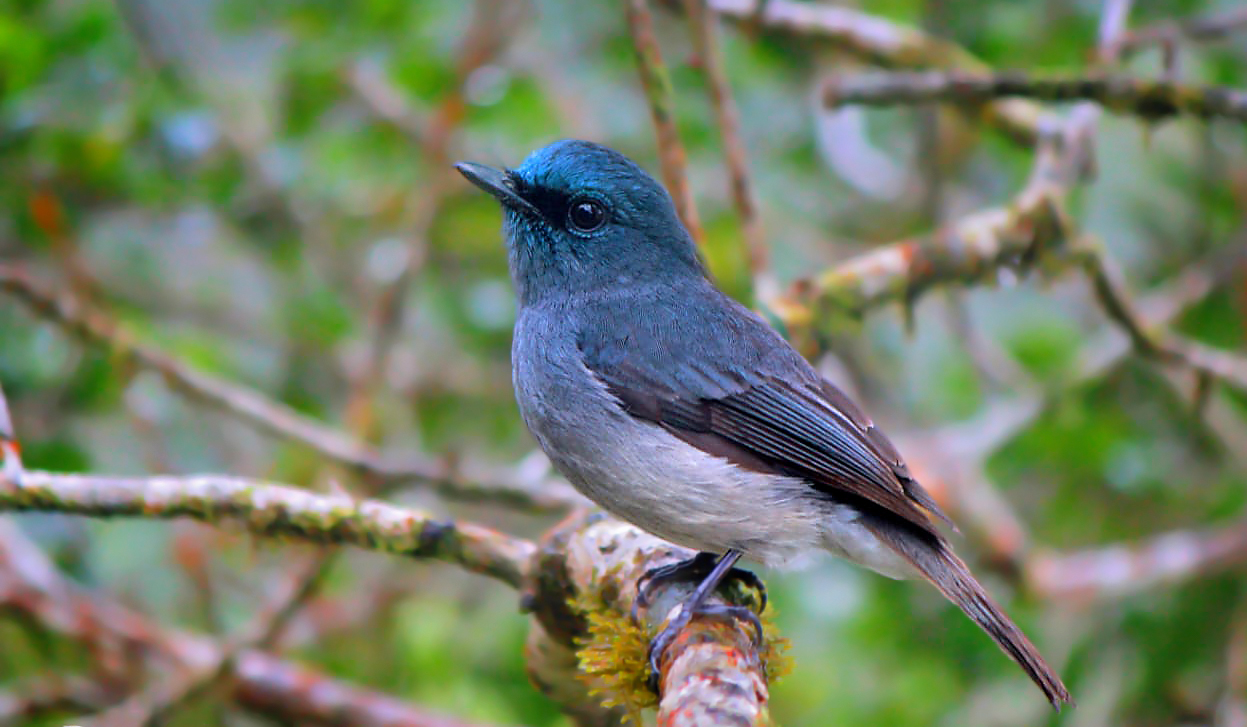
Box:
633;552;767;615
644;601;764;693
632;551;767;694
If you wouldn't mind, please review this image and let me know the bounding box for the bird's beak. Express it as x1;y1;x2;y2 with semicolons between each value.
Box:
454;162;540;216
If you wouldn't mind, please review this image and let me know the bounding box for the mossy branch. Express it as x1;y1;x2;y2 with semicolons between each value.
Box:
765;168;1072;335
823;70;1247;124
0;469;535;588
523;513;788;726
0;264;581;513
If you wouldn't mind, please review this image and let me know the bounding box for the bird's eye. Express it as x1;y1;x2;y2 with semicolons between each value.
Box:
567;197;607;233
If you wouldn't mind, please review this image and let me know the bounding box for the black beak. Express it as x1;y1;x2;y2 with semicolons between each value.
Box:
454;162;540;216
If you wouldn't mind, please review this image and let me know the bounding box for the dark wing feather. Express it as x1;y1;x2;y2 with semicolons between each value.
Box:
576;286;950;537
595;359;949;536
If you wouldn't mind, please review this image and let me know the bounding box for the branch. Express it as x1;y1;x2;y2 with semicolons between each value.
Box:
0;677;115;725
0;521;507;727
1026;517;1247;601
0;265;580;512
523;513;783;726
683;0;767;279
704;0;1046;145
624;0;705;246
1108;7;1247;58
92;553;329;727
824;70;1247;125
234;652;493;727
345;58;425;142
767;167;1070;325
1073;241;1247;394
347;0;525;444
0;469;535;589
913;254;1229;570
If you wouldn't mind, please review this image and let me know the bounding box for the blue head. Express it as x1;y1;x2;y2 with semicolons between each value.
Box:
456;140;705;306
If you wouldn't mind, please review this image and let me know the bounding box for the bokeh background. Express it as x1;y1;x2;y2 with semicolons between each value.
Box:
2;0;1246;725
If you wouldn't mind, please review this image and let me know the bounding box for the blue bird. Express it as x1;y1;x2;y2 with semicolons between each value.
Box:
456;140;1071;709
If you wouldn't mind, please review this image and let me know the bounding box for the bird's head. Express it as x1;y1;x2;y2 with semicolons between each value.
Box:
456;140;705;306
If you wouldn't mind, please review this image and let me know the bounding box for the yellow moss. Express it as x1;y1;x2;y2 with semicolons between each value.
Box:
576;601;657;724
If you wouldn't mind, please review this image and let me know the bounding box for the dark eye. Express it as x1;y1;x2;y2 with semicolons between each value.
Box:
567;197;607;232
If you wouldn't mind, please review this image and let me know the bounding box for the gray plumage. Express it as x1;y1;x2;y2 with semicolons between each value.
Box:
456;139;1071;709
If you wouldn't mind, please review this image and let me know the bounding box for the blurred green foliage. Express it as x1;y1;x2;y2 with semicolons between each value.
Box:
1;0;1246;725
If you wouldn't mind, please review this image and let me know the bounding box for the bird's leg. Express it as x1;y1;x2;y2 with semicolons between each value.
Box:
634;551;767;612
640;549;766;693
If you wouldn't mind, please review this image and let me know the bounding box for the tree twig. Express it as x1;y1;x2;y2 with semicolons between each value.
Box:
0;677;115;725
823;70;1247;125
0;469;535;588
767;165;1070;326
683;0;767;279
624;0;705;246
0;265;580;512
0;521;510;727
1026;517;1247;601
1074;240;1247;394
1107;7;1247;59
703;0;1046;145
91;553;330;726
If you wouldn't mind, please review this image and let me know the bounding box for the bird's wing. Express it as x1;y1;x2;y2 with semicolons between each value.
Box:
579;301;951;536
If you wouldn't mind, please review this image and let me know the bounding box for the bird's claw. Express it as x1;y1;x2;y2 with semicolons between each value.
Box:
632;553;768;695
645;601;765;693
633;552;768;616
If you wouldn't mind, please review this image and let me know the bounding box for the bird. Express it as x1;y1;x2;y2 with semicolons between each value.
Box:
455;139;1072;709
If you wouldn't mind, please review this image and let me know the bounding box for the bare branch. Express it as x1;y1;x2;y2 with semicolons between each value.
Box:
705;0;1046;145
624;0;705;246
823;70;1247;125
234;652;495;727
1108;7;1247;58
0;469;535;588
0;678;115;725
0;265;580;512
683;0;768;278
344;58;425;142
768;169;1070;324
0;521;510;727
1074;240;1247;394
92;553;329;726
1026;518;1247;601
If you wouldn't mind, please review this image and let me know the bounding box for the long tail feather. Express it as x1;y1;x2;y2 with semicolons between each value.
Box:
867;520;1073;709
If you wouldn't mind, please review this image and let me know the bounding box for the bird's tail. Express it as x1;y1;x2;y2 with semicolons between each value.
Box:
866;519;1073;710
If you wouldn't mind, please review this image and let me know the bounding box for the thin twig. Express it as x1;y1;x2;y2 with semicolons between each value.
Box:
1108;7;1247;59
91;554;329;726
1026;517;1247;601
823;70;1247;125
1074;239;1247;394
0;522;509;727
683;0;767;279
0;265;580;512
345;58;426;142
348;0;523;444
0;677;115;725
0;469;535;588
767;167;1070;325
922;254;1228;569
624;0;705;246
703;0;1046;145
